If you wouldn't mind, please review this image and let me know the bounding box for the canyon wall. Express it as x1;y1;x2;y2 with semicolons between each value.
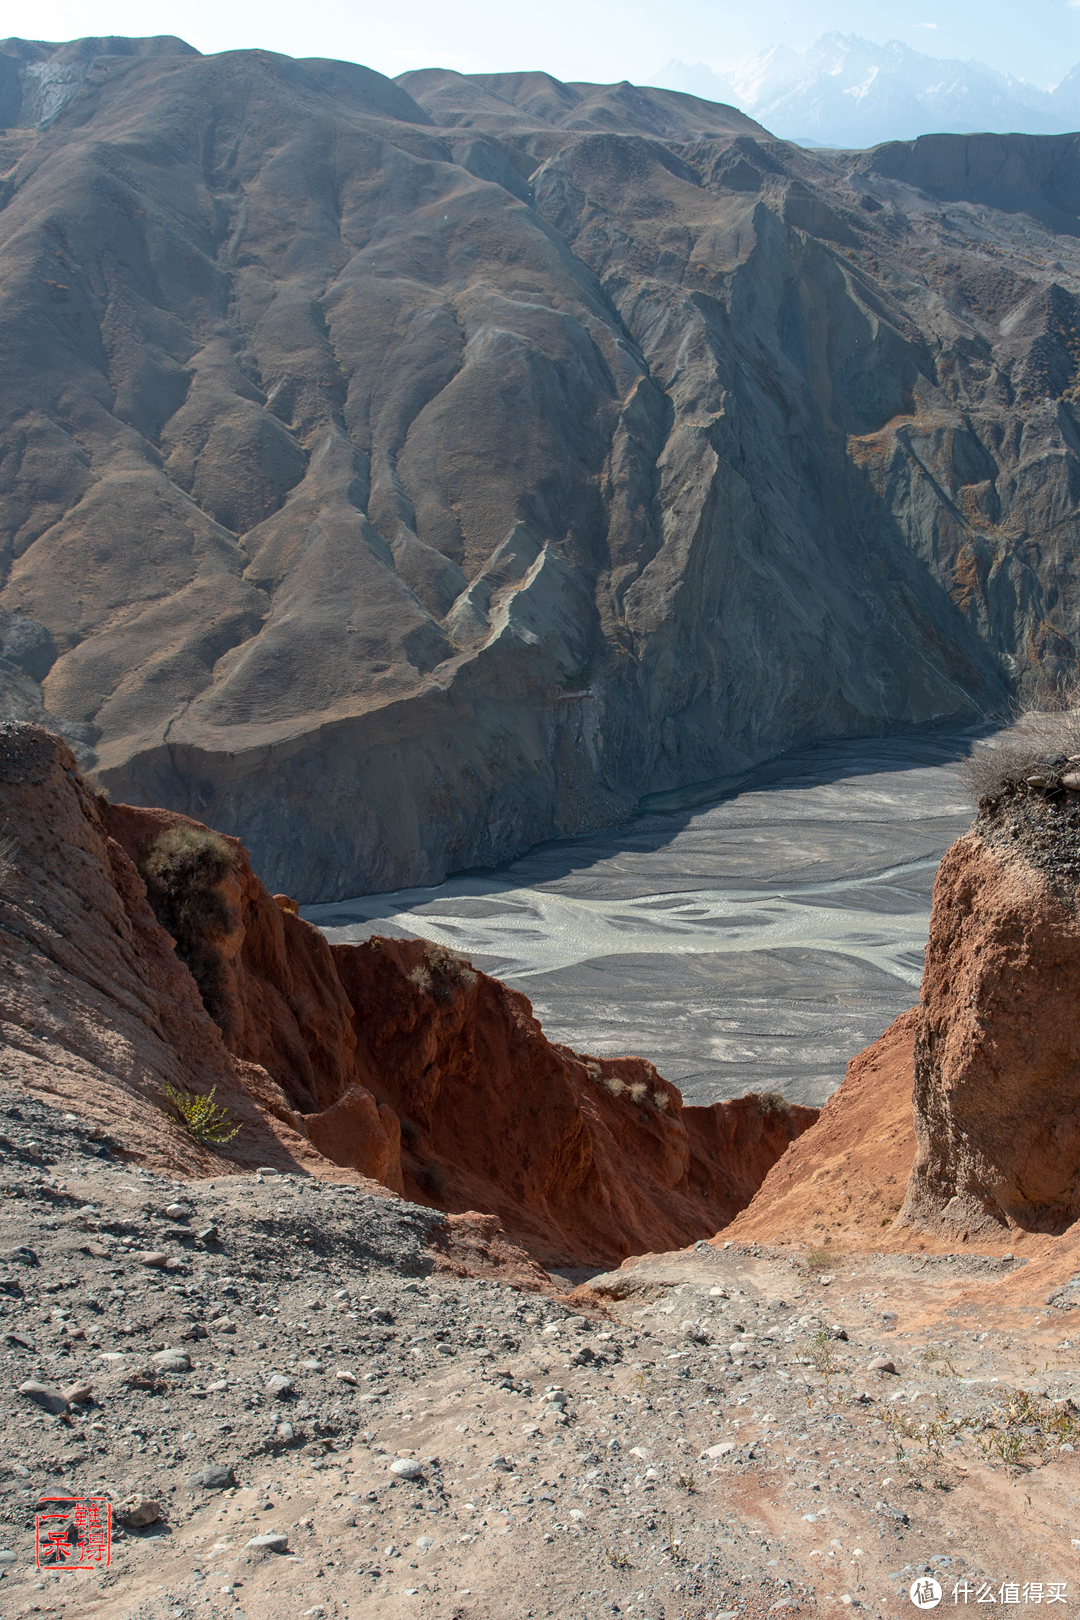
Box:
6;42;1080;894
0;723;815;1264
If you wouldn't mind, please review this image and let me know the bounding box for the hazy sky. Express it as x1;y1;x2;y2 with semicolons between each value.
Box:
18;0;1080;91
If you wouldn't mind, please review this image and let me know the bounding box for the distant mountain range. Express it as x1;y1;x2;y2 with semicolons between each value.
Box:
659;33;1080;149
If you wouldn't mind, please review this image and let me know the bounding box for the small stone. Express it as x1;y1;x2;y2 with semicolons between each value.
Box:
298;1358;324;1372
18;1381;68;1414
335;1370;358;1385
265;1374;294;1396
189;1464;236;1491
196;1225;219;1242
867;1356;897;1374
0;1551;16;1565
246;1532;289;1552
389;1457;424;1479
255;1166;281;1177
1063;772;1080;791
563;1316;588;1333
276;1421;295;1440
136;1252;170;1270
165;1204;188;1219
210;1318;236;1334
151;1348;191;1372
117;1496;161;1528
702;1442;735;1459
417;1535;435;1551
61;1382;93;1405
83;1242;112;1258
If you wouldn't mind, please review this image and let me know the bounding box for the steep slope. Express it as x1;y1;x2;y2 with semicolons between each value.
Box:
5;40;1080;895
0;722;815;1266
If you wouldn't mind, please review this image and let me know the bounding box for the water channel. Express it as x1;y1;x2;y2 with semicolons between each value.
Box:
303;730;981;1109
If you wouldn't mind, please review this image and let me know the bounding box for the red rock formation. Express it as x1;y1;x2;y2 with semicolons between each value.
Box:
1;724;818;1265
0;725;345;1177
332;936;817;1267
901;833;1080;1238
721;1011;918;1252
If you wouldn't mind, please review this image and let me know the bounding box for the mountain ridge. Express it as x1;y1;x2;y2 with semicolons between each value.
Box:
660;32;1080;149
3;39;1080;897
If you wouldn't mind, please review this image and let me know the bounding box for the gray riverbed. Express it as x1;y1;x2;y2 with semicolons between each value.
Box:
304;731;979;1109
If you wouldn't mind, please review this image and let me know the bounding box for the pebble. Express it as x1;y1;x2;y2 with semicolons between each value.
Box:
265;1374;294;1396
335;1369;358;1385
868;1356;897;1374
189;1464;236;1491
60;1381;93;1404
389;1457;424;1479
117;1496;161;1527
165;1203;188;1219
136;1251;171;1269
17;1380;68;1414
298;1358;324;1372
246;1532;289;1552
151;1348;191;1372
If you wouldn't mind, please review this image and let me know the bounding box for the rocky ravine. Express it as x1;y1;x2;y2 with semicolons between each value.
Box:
0;721;815;1270
8;39;1080;894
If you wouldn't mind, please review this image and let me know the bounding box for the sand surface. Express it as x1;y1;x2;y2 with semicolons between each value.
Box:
306;731;979;1108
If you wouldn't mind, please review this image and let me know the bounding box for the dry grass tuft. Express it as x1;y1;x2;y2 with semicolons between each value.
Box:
652;1087;670;1112
758;1090;793;1117
629;1081;650;1106
602;1075;628;1098
962;679;1080;803
0;827;17;891
409;942;478;1002
139;826;235;1020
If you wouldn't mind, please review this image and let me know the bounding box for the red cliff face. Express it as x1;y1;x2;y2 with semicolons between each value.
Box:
901;832;1080;1239
332;937;817;1267
2;724;818;1267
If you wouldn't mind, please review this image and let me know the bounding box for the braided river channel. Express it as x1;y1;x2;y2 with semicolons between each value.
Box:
305;731;983;1108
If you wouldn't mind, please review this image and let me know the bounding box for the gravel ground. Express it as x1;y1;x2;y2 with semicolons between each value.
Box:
1;1092;1079;1620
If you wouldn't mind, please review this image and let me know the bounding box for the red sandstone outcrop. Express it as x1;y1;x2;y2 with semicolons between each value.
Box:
901;833;1080;1238
0;725;339;1177
0;723;816;1267
332;937;817;1267
720;1010;918;1252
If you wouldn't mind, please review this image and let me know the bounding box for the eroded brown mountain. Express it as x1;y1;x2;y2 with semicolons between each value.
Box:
3;40;1080;895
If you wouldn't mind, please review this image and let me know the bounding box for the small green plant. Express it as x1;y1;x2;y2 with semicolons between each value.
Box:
161;1082;241;1147
809;1329;837;1375
676;1469;698;1493
605;1546;632;1568
806;1246;832;1271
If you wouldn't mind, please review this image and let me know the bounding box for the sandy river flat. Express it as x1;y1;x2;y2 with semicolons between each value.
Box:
305;730;980;1108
